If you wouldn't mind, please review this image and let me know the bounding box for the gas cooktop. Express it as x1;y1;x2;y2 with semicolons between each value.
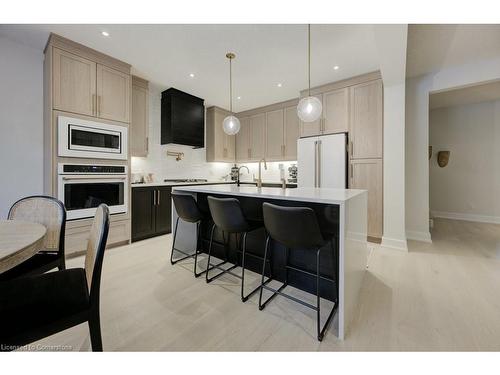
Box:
164;179;208;183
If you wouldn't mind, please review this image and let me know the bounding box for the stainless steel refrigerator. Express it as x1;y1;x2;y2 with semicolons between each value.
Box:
297;133;348;188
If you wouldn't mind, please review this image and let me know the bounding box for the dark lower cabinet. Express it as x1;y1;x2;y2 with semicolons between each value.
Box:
132;186;172;242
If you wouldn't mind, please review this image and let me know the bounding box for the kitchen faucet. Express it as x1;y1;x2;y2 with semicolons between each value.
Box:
237;165;249;187
255;158;267;188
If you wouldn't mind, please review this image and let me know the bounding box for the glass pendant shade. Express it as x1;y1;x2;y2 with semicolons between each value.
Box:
297;96;322;123
222;115;241;135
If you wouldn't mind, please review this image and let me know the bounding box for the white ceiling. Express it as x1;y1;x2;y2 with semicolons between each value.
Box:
430;79;500;109
406;24;500;78
0;24;380;112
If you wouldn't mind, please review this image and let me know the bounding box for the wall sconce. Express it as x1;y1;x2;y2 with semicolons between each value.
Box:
166;150;185;161
437;151;450;168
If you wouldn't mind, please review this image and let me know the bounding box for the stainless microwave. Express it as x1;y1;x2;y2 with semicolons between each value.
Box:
58;116;128;160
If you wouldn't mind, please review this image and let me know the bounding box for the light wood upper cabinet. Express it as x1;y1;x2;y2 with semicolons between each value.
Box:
52;48;96;116
265;109;284;160
323;87;349;134
350;158;383;238
349;80;383;159
299;94;322;137
206;106;235;162
130;77;149;157
249;113;265;161
236;117;250;161
284;105;300;160
97;64;131;123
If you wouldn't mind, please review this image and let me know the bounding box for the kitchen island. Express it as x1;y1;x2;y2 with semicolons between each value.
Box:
171;184;368;340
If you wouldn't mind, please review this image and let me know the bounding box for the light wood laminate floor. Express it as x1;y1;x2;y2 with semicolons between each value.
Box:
24;218;500;351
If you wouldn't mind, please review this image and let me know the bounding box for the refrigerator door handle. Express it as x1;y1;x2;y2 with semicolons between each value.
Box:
317;140;322;187
314;140;318;188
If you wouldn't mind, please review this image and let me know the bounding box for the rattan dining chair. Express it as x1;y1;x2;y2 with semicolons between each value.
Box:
0;195;66;281
0;204;110;352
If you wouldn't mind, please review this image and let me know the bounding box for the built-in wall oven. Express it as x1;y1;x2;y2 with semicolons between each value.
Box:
58;116;128;160
58;163;128;220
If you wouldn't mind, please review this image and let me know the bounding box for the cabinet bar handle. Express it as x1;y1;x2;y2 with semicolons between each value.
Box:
157;190;160;205
350;163;354;179
92;94;96;116
98;95;102;116
350;141;354;156
153;190;157;206
146;137;148;153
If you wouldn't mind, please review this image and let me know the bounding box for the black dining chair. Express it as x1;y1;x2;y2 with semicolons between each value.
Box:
0;195;66;281
170;192;206;277
0;204;110;352
206;196;271;302
259;202;338;341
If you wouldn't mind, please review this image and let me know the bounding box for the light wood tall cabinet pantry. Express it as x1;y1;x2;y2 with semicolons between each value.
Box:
348;78;383;239
206;106;235;162
130;76;149;157
44;33;132;255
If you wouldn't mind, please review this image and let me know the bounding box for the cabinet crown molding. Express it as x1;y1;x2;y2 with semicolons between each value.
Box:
132;75;149;89
300;71;382;98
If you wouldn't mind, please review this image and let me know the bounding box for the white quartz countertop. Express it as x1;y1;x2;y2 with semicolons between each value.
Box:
172;184;366;205
131;181;234;188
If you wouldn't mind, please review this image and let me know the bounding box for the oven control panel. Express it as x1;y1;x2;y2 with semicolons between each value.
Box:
59;164;127;174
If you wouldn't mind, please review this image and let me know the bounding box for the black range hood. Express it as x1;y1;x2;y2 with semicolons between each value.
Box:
161;88;205;148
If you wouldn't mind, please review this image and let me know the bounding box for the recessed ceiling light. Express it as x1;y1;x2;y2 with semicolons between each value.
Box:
189;73;195;78
101;31;110;37
333;65;339;70
277;83;282;87
237;96;241;100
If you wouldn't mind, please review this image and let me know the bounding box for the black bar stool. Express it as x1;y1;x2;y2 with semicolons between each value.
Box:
171;192;206;277
259;202;338;341
206;196;271;302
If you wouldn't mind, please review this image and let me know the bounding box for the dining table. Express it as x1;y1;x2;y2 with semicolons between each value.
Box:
0;220;47;274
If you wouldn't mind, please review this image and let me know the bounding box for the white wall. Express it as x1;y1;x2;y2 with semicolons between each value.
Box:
373;25;408;250
405;56;500;242
131;84;297;182
382;83;408;250
429;100;500;222
0;36;44;219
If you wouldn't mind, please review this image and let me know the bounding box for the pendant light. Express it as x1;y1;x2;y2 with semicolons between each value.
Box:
297;24;322;123
222;52;241;135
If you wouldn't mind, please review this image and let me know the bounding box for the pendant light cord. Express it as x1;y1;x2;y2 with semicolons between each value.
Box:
229;56;233;113
308;24;311;97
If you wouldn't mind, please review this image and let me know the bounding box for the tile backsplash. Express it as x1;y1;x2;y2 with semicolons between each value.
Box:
131;84;297;183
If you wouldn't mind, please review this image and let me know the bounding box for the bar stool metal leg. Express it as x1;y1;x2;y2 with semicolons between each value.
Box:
258;235;286;310
193;222;206;278
240;232;267;302
171;218;207;277
316;246;337;342
206;224;237;283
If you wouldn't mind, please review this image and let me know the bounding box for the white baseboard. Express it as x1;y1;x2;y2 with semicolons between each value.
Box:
381;236;408;251
431;210;500;224
406;230;432;243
